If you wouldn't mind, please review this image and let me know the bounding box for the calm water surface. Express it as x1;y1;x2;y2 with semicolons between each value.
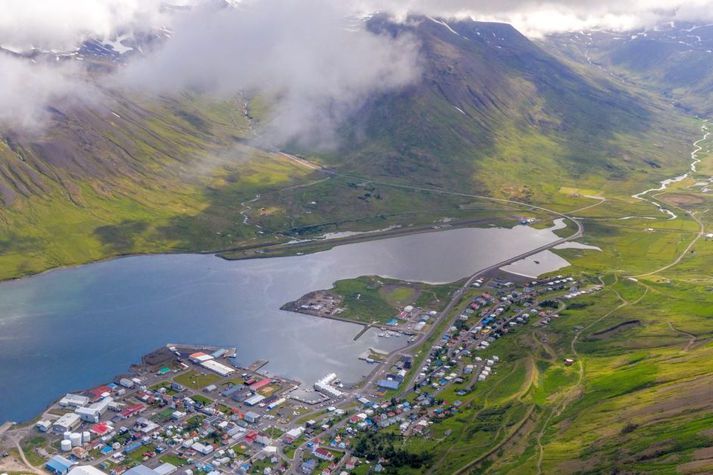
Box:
0;224;566;422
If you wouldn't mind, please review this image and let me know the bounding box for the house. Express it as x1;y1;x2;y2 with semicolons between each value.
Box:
244;411;261;424
300;459;317;474
313;447;335;461
120;403;145;418
191;442;214;455
123;441;146;455
45;455;76;475
90;422;113;437
283;426;305;443
87;385;112;401
255;435;272;446
345;457;359;470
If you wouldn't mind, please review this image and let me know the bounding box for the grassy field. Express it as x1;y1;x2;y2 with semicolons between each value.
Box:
326;276;457;324
0;37;710;475
390;125;713;474
173;370;221;390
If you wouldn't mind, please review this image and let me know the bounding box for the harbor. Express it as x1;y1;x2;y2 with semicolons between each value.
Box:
0;223;570;424
0;268;597;475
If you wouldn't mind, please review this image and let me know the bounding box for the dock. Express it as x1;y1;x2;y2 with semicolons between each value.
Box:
247;359;269;372
353;324;373;341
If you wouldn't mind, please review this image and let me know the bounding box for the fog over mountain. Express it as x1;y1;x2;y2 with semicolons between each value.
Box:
117;0;420;148
2;0;713;140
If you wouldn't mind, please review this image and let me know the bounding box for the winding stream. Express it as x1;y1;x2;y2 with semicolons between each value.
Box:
632;122;710;219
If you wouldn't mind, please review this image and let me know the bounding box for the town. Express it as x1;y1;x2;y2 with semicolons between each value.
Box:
0;271;600;475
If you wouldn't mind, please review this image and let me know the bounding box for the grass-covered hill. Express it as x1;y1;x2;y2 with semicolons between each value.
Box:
0;17;700;279
327;16;696;199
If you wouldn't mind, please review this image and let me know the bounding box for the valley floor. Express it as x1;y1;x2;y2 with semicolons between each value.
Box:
407;122;713;474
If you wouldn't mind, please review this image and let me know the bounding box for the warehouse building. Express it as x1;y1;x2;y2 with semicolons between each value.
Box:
67;466;107;475
244;394;266;406
45;455;76;474
59;394;89;408
75;397;113;423
200;359;235;376
53;413;81;433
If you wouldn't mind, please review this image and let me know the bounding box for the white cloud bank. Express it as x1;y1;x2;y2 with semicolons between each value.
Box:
1;0;713;138
357;0;713;37
118;0;420;148
0;0;420;145
0;0;169;51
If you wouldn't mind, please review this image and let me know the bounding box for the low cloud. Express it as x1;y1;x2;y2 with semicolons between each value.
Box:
0;55;96;130
0;0;169;52
2;0;713;140
357;0;713;37
117;0;420;148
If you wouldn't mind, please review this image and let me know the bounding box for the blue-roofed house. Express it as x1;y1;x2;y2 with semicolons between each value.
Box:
377;379;400;390
46;455;76;475
300;458;317;474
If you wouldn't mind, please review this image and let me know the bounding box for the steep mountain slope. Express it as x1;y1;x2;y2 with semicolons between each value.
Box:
545;22;713;115
0;85;316;278
326;16;696;199
0;16;700;279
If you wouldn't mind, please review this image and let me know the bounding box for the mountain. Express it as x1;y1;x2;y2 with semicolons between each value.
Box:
0;16;699;279
325;16;695;199
545;22;713;115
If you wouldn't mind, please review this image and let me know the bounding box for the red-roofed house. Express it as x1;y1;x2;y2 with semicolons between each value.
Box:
314;447;335;461
121;403;145;418
90;422;112;436
245;431;258;443
87;385;112;401
249;378;272;391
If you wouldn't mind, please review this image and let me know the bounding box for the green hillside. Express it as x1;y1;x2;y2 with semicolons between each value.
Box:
0;16;701;282
325;16;697;200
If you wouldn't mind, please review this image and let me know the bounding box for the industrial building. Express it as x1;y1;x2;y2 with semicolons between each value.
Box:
314;373;343;398
75;397;112;423
53;413;81;433
67;466;107;475
45;455;76;474
59;394;89;408
200;359;235;377
244;394;266;406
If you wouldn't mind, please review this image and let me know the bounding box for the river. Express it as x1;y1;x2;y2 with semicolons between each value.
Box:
0;223;569;423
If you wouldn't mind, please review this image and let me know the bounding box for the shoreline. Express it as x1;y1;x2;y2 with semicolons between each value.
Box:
0;216;543;285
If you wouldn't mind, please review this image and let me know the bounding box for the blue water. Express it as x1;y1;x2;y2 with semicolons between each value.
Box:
0;224;565;422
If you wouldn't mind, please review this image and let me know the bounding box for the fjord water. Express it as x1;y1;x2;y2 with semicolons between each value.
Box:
0;224;566;423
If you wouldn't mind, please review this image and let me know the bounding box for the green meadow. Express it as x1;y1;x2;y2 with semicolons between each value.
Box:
393;125;713;474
